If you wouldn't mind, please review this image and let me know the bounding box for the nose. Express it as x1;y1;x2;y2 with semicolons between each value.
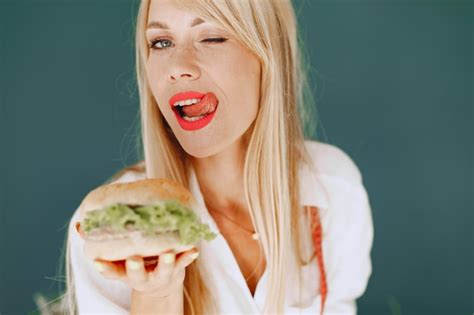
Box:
167;47;201;82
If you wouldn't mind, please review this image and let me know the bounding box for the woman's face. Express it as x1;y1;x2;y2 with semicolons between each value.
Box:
145;0;261;158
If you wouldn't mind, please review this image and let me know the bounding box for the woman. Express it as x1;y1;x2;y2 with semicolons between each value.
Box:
47;0;374;314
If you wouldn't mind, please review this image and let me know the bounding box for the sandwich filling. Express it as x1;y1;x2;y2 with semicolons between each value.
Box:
81;200;217;244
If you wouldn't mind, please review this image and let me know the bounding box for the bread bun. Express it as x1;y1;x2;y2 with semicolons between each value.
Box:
75;178;207;261
78;178;197;219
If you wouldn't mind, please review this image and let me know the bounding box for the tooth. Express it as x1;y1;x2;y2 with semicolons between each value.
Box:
174;98;202;107
182;113;206;121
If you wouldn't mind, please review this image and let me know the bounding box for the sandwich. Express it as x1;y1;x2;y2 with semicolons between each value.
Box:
74;178;217;264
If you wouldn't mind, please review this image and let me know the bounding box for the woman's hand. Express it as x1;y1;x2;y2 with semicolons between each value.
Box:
75;221;199;297
92;248;199;298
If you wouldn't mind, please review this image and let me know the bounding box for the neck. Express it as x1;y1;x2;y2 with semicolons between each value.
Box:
189;137;248;218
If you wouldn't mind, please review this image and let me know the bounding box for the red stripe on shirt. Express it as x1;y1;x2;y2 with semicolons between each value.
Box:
308;206;327;315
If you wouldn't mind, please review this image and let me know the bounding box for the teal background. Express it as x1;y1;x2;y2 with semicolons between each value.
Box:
0;0;472;314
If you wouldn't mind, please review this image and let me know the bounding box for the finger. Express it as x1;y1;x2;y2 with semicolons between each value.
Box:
151;251;176;284
175;248;200;271
126;256;148;286
93;259;126;281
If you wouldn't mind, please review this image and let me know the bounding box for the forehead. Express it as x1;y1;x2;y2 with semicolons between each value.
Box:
148;0;202;27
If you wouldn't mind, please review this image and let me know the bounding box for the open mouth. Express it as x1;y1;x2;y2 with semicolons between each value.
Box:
173;94;218;121
172;93;219;131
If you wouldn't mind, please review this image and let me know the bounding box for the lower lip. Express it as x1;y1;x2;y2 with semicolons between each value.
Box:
172;102;218;131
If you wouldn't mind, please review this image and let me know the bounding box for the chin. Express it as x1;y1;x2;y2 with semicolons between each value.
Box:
177;133;227;158
181;142;222;159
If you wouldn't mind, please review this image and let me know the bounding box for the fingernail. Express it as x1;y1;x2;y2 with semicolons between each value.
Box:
163;253;175;264
127;259;141;270
190;252;199;260
94;261;106;272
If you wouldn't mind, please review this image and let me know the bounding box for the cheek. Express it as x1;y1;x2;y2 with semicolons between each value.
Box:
145;58;168;110
145;58;162;88
210;49;260;102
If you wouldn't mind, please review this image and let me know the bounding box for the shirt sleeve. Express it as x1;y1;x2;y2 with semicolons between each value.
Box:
68;171;146;314
286;172;374;315
291;141;375;314
316;173;374;315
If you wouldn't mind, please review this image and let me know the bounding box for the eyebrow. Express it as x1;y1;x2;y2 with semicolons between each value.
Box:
147;17;206;30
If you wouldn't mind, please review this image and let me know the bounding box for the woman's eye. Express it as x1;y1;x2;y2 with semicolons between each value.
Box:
148;38;227;51
202;37;228;44
149;38;172;50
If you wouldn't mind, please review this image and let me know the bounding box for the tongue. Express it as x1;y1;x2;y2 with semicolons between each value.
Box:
182;92;218;117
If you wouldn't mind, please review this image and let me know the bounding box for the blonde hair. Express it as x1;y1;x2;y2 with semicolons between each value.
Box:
34;0;320;314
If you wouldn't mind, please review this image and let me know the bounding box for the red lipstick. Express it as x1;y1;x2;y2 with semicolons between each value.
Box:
169;91;219;131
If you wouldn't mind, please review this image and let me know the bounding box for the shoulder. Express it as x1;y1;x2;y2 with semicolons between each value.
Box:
303;139;363;185
104;160;147;184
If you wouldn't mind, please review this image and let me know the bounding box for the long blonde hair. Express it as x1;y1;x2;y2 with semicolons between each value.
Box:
34;0;319;314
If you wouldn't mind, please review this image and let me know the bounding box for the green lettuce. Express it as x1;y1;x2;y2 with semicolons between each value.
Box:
82;200;217;244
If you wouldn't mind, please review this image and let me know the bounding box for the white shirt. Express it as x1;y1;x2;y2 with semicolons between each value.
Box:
68;140;374;314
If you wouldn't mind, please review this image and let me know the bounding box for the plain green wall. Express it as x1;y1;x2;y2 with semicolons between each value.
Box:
1;0;471;314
